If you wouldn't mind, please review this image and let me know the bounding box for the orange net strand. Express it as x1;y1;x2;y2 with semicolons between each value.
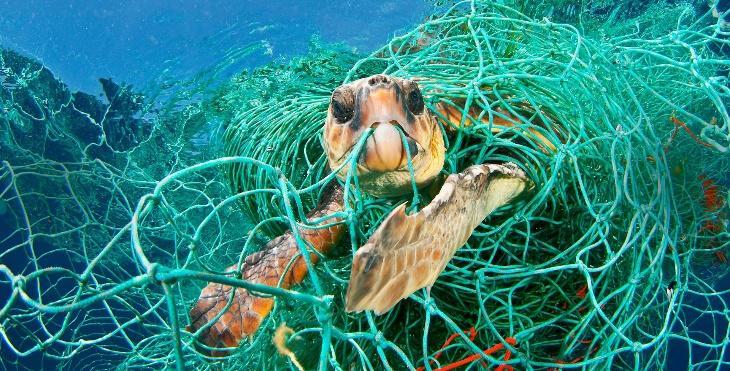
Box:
416;327;477;371
669;115;713;149
433;337;518;371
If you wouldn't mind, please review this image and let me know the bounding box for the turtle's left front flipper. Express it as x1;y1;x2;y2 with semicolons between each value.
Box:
188;185;345;355
345;163;532;314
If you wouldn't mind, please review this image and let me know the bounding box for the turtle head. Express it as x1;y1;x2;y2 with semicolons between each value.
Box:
323;75;445;197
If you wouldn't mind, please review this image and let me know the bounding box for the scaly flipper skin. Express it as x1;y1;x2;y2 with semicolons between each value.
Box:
187;186;344;355
345;163;531;314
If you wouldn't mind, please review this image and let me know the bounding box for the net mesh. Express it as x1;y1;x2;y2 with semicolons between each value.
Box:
1;1;729;370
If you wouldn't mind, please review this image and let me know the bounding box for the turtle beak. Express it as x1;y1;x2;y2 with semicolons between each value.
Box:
358;122;419;172
356;79;421;172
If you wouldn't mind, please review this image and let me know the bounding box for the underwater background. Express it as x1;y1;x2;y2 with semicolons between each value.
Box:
1;0;729;370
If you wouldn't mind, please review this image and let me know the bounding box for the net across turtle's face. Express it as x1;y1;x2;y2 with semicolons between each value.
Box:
323;75;445;198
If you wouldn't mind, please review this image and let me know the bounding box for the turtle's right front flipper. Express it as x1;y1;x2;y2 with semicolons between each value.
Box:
345;163;531;315
188;185;344;355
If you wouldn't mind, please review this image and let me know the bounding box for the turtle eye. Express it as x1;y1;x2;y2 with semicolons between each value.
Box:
331;87;355;123
406;84;424;115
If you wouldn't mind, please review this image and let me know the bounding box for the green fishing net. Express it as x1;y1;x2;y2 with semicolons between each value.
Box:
1;1;729;370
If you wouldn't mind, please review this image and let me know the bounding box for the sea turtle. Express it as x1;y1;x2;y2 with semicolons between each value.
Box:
188;74;550;353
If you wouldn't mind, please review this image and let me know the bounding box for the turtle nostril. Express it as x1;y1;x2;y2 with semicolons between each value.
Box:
407;137;418;158
368;75;390;86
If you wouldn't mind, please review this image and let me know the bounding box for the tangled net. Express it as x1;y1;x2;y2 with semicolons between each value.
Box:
1;1;729;370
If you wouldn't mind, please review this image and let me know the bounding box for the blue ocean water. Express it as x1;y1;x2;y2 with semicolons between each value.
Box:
0;0;728;370
0;0;428;93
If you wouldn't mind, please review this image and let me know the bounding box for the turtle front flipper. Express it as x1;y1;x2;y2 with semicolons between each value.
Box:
345;163;531;314
188;185;345;355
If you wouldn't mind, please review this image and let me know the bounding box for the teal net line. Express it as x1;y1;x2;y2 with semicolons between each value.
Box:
1;1;729;370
